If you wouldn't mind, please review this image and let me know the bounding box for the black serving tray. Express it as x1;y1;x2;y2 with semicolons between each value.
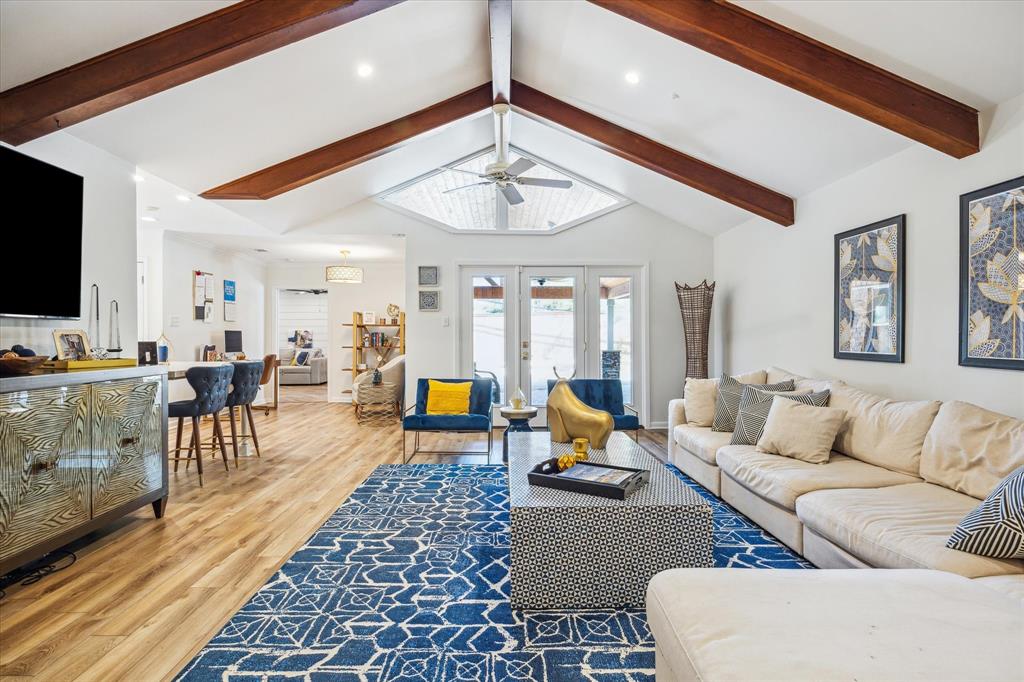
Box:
527;458;650;500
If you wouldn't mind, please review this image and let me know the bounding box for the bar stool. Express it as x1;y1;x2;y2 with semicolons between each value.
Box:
225;360;265;462
257;354;277;415
169;364;233;486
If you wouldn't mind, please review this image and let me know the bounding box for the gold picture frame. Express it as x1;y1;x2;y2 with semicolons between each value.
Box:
52;328;92;360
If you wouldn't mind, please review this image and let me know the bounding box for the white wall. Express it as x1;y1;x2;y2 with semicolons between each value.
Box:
295;201;714;425
0;133;137;356
159;232;268;364
713;94;1024;417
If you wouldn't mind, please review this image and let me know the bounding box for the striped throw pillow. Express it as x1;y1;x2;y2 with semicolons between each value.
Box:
731;386;831;445
711;374;794;433
947;466;1024;559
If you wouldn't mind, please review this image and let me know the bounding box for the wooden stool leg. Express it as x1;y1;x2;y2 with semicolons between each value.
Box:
213;412;230;471
173;417;184;472
191;417;204;486
245;404;262;457
228;406;239;465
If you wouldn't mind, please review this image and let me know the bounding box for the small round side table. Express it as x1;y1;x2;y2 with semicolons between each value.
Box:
500;405;538;462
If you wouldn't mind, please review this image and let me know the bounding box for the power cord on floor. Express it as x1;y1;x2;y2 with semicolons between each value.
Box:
0;549;76;601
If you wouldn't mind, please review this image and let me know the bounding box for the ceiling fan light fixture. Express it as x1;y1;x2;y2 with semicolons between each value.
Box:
326;249;363;284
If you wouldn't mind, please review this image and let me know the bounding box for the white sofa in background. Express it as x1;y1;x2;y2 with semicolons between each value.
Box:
278;346;328;385
648;568;1024;681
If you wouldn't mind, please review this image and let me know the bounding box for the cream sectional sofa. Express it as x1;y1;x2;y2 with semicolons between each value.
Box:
656;372;1024;680
667;366;1024;575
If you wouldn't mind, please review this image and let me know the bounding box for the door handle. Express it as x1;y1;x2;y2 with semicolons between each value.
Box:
521;350;529;360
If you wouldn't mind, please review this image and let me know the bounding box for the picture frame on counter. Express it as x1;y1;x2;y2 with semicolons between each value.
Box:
52;329;92;361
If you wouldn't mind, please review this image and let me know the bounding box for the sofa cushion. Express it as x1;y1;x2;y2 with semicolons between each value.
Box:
716;445;919;510
673;425;733;465
974;574;1024;602
712;375;794;433
947;466;1024;559
828;382;940;475
920;400;1024;500
756;396;847;464
795;483;1024;577
612;414;640;431
647;568;1024;682
765;365;833;393
730;386;827;446
683;370;765;427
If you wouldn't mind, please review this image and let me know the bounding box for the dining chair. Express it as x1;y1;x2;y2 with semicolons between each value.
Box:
169;364;233;486
225;360;265;462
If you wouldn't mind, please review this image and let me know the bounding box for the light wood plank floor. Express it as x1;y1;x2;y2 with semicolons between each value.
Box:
0;402;667;681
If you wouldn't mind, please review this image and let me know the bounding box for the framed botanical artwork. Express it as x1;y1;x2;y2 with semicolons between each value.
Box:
834;215;905;363
52;329;92;360
418;266;439;287
418;290;440;312
959;176;1024;370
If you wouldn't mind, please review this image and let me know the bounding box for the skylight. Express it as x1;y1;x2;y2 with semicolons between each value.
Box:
377;147;626;233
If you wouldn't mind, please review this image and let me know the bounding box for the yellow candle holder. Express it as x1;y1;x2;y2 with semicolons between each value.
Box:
573;437;589;461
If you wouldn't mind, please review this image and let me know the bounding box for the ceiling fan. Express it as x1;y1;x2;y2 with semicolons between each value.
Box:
440;103;573;206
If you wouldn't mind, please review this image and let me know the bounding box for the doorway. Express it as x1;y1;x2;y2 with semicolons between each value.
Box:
459;264;644;424
276;288;329;403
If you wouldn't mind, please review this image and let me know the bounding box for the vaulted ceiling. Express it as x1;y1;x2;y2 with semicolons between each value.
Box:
2;0;1021;242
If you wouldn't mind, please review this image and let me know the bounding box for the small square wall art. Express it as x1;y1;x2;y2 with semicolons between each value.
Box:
418;266;439;286
834;215;905;363
418;290;440;312
959;175;1024;371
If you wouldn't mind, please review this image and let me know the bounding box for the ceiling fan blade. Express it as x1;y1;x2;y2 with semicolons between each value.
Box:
443;181;491;194
443;167;487;178
505;157;536;176
500;184;525;205
516;177;573;189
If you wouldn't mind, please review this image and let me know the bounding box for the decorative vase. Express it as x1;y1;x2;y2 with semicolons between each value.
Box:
372;368;383;385
511;387;527;409
675;280;715;385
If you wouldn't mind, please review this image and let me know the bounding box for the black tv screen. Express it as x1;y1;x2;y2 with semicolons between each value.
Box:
2;146;84;319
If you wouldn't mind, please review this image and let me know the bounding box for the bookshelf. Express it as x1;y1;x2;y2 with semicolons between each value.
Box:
342;311;406;384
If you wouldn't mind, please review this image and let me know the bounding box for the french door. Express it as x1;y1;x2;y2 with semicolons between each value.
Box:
460;265;643;425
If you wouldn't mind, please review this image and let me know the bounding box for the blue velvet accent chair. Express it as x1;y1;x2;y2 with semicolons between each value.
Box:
545;379;641;439
168;364;234;486
402;379;494;462
225;360;265;463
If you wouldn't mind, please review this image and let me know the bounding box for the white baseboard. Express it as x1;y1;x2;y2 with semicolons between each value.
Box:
649;421;668;430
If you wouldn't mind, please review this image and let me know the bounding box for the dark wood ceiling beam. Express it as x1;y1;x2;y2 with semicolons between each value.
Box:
488;0;512;105
201;83;493;200
510;80;794;226
0;0;403;145
589;0;979;158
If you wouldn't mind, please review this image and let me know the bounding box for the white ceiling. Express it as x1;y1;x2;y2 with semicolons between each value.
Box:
3;0;1022;247
170;231;406;265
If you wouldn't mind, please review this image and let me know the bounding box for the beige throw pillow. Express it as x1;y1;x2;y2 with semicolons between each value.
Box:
685;370;766;427
757;396;847;464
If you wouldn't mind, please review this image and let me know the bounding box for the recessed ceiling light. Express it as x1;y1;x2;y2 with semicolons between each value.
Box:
624;71;640;85
176;194;191;202
140;216;158;222
356;62;374;78
132;173;145;182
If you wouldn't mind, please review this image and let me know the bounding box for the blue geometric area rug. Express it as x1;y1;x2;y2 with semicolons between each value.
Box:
177;463;810;681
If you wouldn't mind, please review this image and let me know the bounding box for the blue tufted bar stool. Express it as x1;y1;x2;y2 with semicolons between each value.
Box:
225;360;265;462
169;364;234;486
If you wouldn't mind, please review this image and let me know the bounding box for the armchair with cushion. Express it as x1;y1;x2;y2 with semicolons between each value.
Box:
402;378;494;462
545;379;641;439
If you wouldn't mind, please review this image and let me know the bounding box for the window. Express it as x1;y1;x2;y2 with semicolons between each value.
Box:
378;147;625;233
471;275;507;403
599;277;633;404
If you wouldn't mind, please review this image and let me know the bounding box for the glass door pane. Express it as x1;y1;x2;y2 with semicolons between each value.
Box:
471;274;507;403
599;276;633;405
522;269;584;406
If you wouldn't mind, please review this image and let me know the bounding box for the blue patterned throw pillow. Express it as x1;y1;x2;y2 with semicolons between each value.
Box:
947;466;1024;559
711;374;795;433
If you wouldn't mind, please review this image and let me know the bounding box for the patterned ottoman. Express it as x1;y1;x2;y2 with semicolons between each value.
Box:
507;432;713;609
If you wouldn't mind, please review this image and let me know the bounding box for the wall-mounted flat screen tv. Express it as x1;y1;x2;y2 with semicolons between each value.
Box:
1;146;84;319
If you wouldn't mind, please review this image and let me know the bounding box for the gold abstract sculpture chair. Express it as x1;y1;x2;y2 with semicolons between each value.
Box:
547;368;614;449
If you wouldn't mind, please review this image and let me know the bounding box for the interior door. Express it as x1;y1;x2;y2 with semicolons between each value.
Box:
520;267;585;409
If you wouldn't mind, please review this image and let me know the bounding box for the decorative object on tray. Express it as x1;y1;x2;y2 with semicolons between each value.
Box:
87;284;106;357
547;367;614;448
959;175;1024;370
573;437;589;458
529;457;649;500
834;215;905;362
418;290;440;311
675;280;715;385
107;300;122;358
511;386;527;409
418;265;439;286
52;328;91;360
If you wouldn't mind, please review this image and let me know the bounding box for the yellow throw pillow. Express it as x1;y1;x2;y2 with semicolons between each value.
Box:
426;380;472;415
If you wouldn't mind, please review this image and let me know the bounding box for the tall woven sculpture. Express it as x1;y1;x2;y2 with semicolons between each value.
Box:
675;280;716;383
